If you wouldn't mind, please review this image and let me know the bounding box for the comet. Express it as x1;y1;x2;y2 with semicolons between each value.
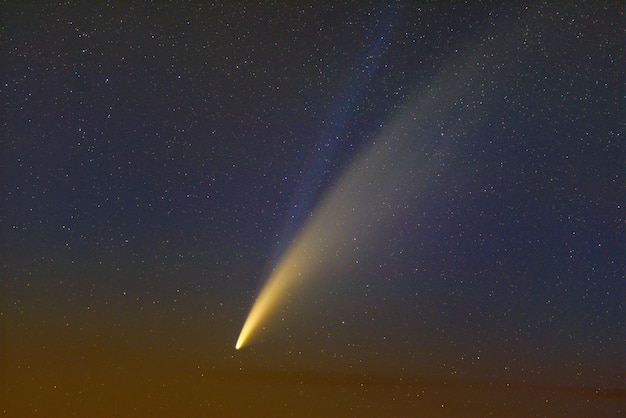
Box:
235;23;518;350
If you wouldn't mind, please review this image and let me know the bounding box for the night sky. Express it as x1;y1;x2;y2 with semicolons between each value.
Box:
1;2;624;417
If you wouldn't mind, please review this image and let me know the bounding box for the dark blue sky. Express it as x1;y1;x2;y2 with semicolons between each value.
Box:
2;2;624;416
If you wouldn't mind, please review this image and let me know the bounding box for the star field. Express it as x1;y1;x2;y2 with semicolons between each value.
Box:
1;2;624;417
